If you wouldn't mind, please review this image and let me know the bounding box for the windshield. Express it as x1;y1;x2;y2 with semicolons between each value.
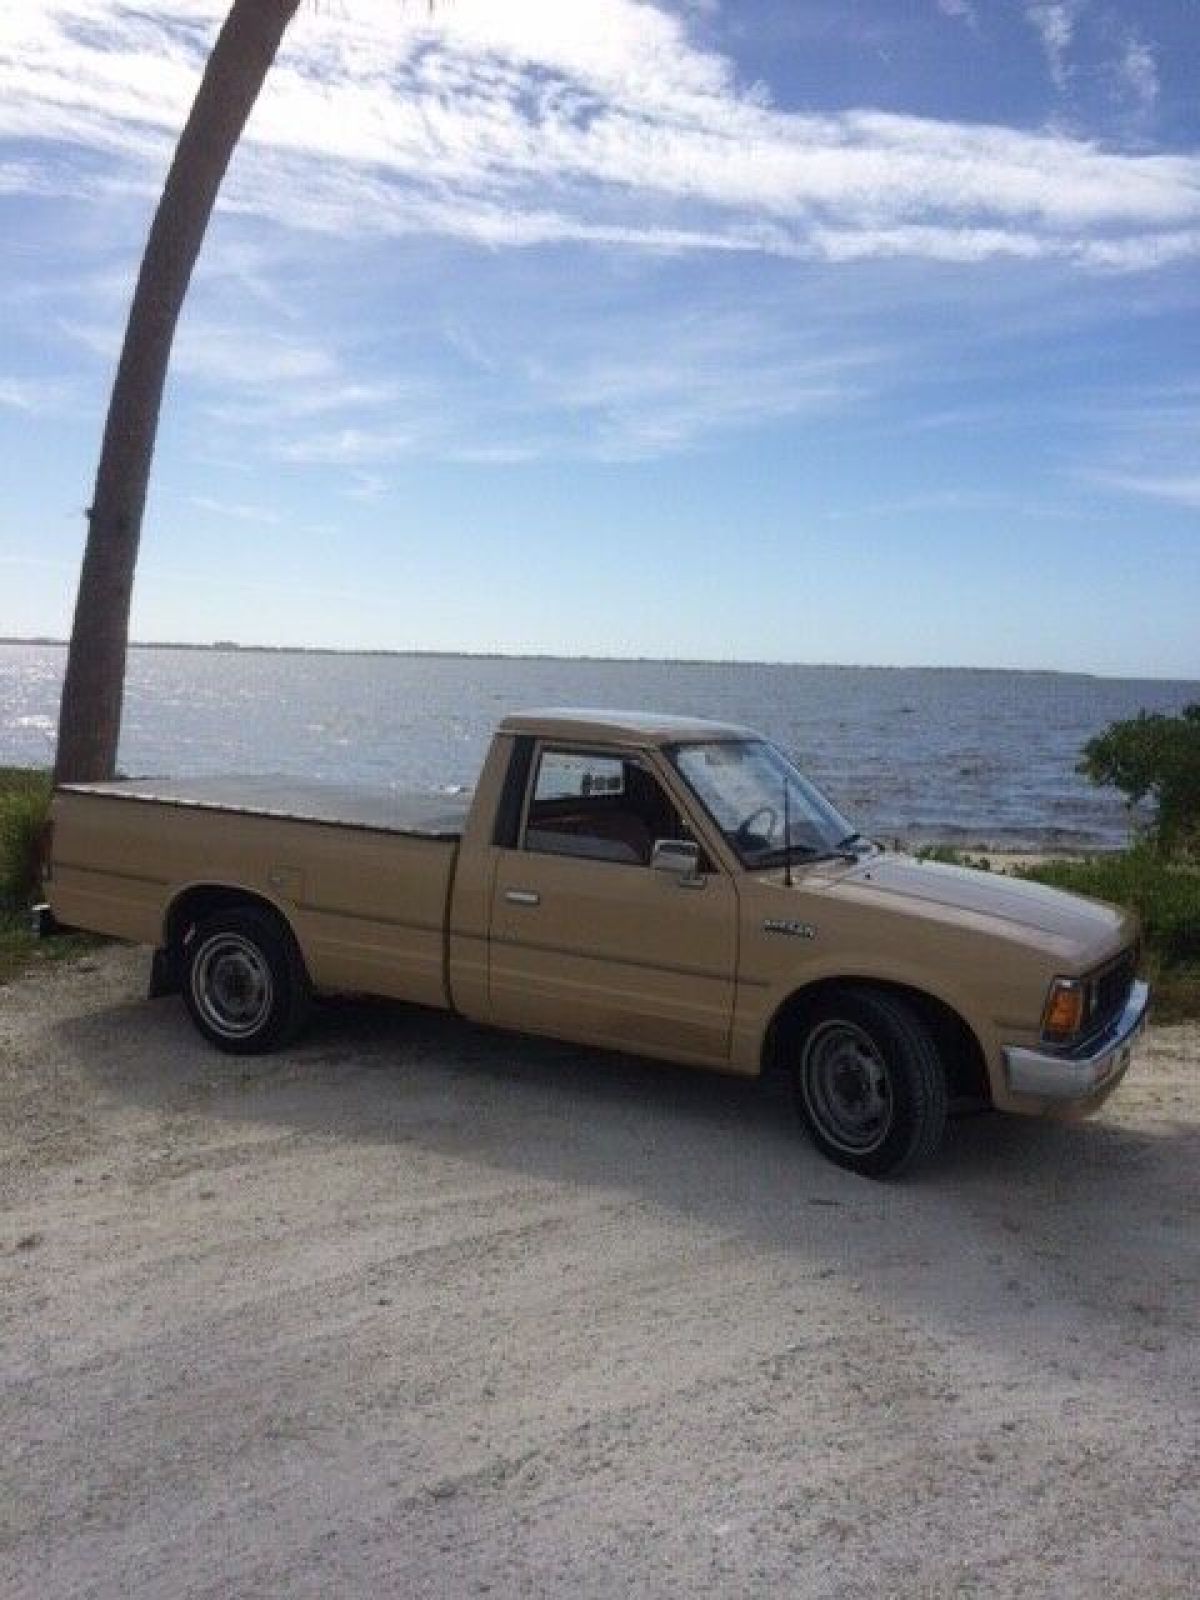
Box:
671;739;857;869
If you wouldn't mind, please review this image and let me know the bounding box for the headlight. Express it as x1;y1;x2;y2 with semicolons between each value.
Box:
1042;977;1085;1041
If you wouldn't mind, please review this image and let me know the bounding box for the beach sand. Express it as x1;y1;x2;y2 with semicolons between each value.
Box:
2;946;1197;1598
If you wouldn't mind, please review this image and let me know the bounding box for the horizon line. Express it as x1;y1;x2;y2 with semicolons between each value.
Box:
4;635;1198;682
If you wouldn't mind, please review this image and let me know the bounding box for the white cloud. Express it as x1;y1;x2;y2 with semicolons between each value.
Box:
207;379;406;424
936;0;978;26
517;317;880;460
1025;2;1081;90
0;376;70;414
1094;472;1200;510
1118;33;1159;117
443;444;544;466
234;299;884;467
189;495;282;525
61;313;336;387
276;426;421;465
175;324;336;387
343;471;389;501
821;486;1008;521
0;0;1197;273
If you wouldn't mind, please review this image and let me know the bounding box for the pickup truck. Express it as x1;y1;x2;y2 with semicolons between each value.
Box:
42;708;1149;1176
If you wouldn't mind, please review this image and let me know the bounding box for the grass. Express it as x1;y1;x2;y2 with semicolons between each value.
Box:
0;765;102;985
0;766;51;903
0;914;104;986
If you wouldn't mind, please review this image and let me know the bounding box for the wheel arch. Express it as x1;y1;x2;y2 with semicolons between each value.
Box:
151;883;303;996
761;976;992;1106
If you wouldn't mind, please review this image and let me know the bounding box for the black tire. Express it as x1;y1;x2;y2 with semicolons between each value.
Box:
790;988;948;1177
181;906;311;1055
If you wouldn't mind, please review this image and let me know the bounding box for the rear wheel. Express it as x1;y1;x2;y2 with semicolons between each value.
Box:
182;906;311;1054
791;988;947;1177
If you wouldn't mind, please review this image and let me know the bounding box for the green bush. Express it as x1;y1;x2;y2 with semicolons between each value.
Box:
914;844;992;871
1018;849;1200;1019
0;765;50;797
1078;703;1200;857
1018;849;1199;965
0;768;107;985
0;769;51;908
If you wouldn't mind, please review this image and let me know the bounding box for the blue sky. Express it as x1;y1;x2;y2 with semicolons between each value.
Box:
1;0;1197;676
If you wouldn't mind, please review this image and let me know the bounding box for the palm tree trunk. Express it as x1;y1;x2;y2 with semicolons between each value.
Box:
53;0;302;784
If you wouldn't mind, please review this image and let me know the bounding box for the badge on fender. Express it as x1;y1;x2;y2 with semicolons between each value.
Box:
763;918;817;939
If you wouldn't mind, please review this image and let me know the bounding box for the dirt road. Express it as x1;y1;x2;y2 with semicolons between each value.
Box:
2;947;1197;1598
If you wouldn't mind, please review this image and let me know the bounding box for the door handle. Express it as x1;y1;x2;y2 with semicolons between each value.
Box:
505;889;541;906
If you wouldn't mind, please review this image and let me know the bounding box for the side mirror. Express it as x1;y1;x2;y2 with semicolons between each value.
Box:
651;838;702;883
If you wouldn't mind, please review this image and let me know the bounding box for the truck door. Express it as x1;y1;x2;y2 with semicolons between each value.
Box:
487;744;738;1063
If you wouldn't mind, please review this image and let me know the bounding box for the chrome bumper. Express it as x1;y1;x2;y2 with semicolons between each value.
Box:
1003;980;1150;1101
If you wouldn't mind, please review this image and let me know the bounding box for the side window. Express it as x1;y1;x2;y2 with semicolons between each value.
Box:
523;749;686;866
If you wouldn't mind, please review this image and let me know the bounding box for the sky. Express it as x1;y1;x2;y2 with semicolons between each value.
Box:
0;0;1198;677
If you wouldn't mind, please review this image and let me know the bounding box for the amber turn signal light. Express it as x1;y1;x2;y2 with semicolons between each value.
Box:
1043;978;1084;1039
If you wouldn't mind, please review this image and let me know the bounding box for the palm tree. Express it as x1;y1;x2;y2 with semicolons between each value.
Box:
53;0;303;783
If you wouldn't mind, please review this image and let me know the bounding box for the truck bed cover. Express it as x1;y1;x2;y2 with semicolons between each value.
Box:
58;775;469;841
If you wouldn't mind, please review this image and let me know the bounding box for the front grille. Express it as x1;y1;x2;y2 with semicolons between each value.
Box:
1086;947;1137;1038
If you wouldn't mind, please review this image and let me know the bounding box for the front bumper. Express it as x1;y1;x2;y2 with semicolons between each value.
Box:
1002;979;1150;1101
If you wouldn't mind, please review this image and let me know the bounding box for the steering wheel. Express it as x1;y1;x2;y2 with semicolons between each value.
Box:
734;805;778;849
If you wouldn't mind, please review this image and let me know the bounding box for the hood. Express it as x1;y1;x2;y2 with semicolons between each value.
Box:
820;854;1131;964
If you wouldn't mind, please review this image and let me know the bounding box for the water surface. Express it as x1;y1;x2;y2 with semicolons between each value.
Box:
3;643;1195;850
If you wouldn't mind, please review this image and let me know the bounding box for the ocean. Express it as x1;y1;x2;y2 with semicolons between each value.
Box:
2;643;1196;850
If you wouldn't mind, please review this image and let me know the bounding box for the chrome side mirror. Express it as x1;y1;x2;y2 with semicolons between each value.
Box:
651;838;703;884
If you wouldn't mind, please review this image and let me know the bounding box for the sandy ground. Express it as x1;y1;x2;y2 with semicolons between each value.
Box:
1;947;1197;1600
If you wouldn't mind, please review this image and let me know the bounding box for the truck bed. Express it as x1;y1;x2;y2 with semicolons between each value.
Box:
60;776;471;841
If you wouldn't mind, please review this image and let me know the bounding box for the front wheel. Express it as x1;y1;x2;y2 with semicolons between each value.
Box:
182;906;311;1055
791;988;947;1177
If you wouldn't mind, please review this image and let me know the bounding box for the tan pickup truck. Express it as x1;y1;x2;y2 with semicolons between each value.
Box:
42;708;1148;1176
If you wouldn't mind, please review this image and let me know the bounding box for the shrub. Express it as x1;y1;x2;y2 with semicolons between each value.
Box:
1018;848;1200;968
1078;704;1200;857
914;845;992;871
0;770;51;908
1019;848;1200;1021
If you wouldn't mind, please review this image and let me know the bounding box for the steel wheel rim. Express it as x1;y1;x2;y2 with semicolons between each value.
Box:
192;934;273;1038
800;1019;894;1154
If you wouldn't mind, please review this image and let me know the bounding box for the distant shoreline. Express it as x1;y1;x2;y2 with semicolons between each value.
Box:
0;636;1107;677
3;637;1196;683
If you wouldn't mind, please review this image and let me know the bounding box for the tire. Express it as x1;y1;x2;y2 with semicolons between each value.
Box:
182;906;311;1055
790;988;948;1177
